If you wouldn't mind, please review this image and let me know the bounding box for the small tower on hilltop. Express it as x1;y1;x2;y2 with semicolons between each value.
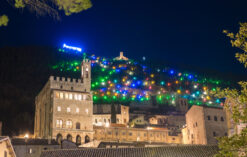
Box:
114;51;129;61
81;59;91;92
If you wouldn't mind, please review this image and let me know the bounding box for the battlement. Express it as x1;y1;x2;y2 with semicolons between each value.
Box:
83;59;91;63
49;76;82;83
49;76;90;92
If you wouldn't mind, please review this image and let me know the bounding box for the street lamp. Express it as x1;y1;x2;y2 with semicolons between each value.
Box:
24;133;29;156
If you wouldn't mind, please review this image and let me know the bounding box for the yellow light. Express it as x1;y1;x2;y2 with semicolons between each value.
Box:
177;90;181;94
24;134;29;139
150;74;154;78
206;96;210;100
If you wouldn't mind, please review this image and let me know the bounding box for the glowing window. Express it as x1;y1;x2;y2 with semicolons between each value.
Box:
74;94;78;100
57;106;61;112
78;94;82;100
76;108;80;113
83;95;86;100
55;92;59;98
65;93;68;99
85;109;89;114
67;107;71;113
56;120;62;128
60;92;63;99
66;120;72;128
69;93;73;99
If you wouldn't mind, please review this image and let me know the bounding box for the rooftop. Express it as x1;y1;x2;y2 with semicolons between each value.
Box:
41;145;218;157
11;138;59;145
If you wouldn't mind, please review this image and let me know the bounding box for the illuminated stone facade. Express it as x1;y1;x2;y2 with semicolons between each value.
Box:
34;58;183;145
94;126;182;144
93;105;129;127
34;59;93;144
182;105;228;144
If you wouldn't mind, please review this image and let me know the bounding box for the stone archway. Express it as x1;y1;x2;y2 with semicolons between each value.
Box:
85;135;90;143
56;133;63;144
76;135;81;145
67;134;72;141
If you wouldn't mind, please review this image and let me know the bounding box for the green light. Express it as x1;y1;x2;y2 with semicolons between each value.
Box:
101;68;105;72
113;96;116;99
93;96;97;100
104;96;107;100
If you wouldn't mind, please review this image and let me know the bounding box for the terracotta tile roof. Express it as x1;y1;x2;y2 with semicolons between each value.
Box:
41;145;218;157
11;138;59;145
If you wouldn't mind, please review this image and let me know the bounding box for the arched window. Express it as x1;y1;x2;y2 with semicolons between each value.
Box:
76;135;81;145
56;120;63;128
76;122;80;129
86;66;89;78
85;135;90;143
56;134;63;144
67;134;72;141
66;120;72;129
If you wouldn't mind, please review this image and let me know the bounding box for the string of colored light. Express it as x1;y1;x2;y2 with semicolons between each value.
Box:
52;50;228;107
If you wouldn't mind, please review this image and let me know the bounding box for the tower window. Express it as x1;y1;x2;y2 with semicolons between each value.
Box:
207;116;211;120
57;106;61;112
85;109;89;114
221;117;224;121
86;66;89;78
214;116;218;121
71;87;73;90
67;107;71;113
60;85;63;89
213;132;216;137
74;94;78;100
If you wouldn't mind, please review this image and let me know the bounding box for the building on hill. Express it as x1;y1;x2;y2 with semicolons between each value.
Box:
40;145;218;157
0;136;16;157
34;59;94;145
34;58;183;146
113;52;129;61
93;104;129;126
182;105;228;145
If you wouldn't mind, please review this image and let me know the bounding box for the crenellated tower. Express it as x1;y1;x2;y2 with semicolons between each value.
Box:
81;59;91;92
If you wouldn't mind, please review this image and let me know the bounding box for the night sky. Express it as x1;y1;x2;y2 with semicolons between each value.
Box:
1;0;247;75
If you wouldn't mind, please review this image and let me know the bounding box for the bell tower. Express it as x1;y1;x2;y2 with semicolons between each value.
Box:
81;59;91;92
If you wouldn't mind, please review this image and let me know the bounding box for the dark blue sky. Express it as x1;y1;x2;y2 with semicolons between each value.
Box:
1;0;247;75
